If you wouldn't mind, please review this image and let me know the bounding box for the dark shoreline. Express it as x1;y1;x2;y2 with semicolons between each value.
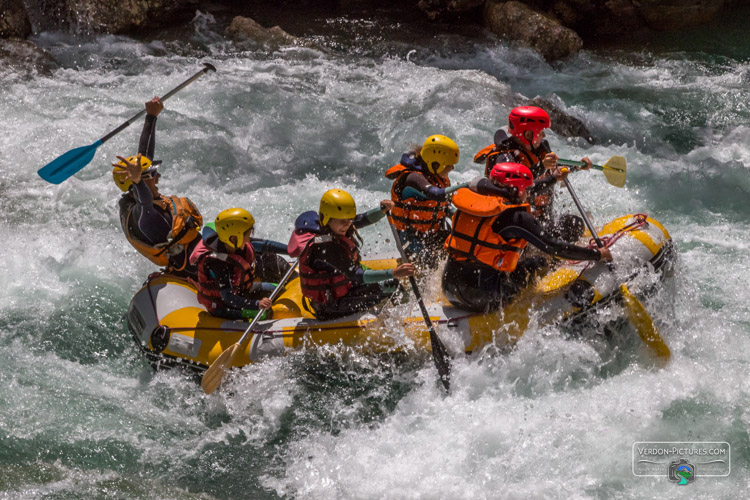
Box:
3;0;747;62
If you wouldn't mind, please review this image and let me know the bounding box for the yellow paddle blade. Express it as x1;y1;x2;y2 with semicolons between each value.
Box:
620;284;670;364
602;156;627;188
201;343;241;394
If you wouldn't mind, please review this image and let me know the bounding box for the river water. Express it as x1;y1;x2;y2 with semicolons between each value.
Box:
1;6;749;499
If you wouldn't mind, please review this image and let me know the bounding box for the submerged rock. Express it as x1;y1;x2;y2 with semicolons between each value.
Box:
527;97;595;144
0;38;58;76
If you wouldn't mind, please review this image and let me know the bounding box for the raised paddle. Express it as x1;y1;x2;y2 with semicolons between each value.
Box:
201;258;298;395
557;156;627;188
388;219;452;390
38;63;217;184
559;172;670;362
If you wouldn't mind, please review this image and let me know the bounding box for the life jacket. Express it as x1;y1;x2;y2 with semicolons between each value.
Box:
474;132;552;216
445;188;530;272
385;155;451;233
193;240;256;313
474;137;544;178
290;211;360;304
119;194;203;270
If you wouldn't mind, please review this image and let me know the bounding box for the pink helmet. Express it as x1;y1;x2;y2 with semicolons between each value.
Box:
490;162;534;196
508;106;550;147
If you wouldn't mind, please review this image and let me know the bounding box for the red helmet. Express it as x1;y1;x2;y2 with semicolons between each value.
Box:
490;162;534;196
508;106;550;147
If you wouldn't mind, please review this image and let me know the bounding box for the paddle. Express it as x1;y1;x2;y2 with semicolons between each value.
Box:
387;219;452;390
556;156;627;188
38;63;217;184
559;173;670;362
201;258;298;395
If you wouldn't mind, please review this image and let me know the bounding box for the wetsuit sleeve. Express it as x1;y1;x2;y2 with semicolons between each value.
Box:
206;259;262;310
531;141;556;193
362;269;394;284
251;239;289;255
138;114;157;160
469;176;518;199
130;181;172;245
354;207;386;229
494;210;601;261
404;172;447;200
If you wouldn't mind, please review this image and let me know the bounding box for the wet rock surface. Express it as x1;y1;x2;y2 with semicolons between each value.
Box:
0;0;31;38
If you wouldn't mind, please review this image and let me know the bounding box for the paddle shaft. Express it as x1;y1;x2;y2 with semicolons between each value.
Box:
388;220;451;390
99;63;216;145
234;258;299;349
561;177;603;248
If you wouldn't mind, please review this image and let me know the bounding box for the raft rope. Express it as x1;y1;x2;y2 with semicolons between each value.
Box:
585;213;648;251
565;213;649;269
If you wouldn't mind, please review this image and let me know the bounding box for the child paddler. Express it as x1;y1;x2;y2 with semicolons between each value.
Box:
190;208;285;320
385;134;468;269
288;189;415;320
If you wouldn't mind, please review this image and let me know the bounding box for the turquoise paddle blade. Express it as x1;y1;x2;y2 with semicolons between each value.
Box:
37;139;103;184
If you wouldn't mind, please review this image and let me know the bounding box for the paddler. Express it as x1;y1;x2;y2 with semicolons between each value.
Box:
442;162;612;312
112;97;203;277
385;134;468;268
288;189;415;320
190;208;281;320
473;106;591;243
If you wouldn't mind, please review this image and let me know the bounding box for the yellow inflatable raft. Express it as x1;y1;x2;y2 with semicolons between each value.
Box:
126;214;675;372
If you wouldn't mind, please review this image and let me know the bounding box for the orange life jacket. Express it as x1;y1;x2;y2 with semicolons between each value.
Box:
299;233;360;304
194;242;256;313
385;163;451;233
474;141;552;216
474;143;543;178
445;188;530;272
120;194;203;270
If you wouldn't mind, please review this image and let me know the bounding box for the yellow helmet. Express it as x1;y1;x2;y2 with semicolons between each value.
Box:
319;189;356;226
215;208;255;250
112;155;157;192
421;135;459;174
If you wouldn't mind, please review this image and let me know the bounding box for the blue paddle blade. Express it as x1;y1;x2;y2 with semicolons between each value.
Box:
37;139;103;184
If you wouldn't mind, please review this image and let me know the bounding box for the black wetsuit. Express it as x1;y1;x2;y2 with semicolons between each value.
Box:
118;114;201;277
443;182;601;312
